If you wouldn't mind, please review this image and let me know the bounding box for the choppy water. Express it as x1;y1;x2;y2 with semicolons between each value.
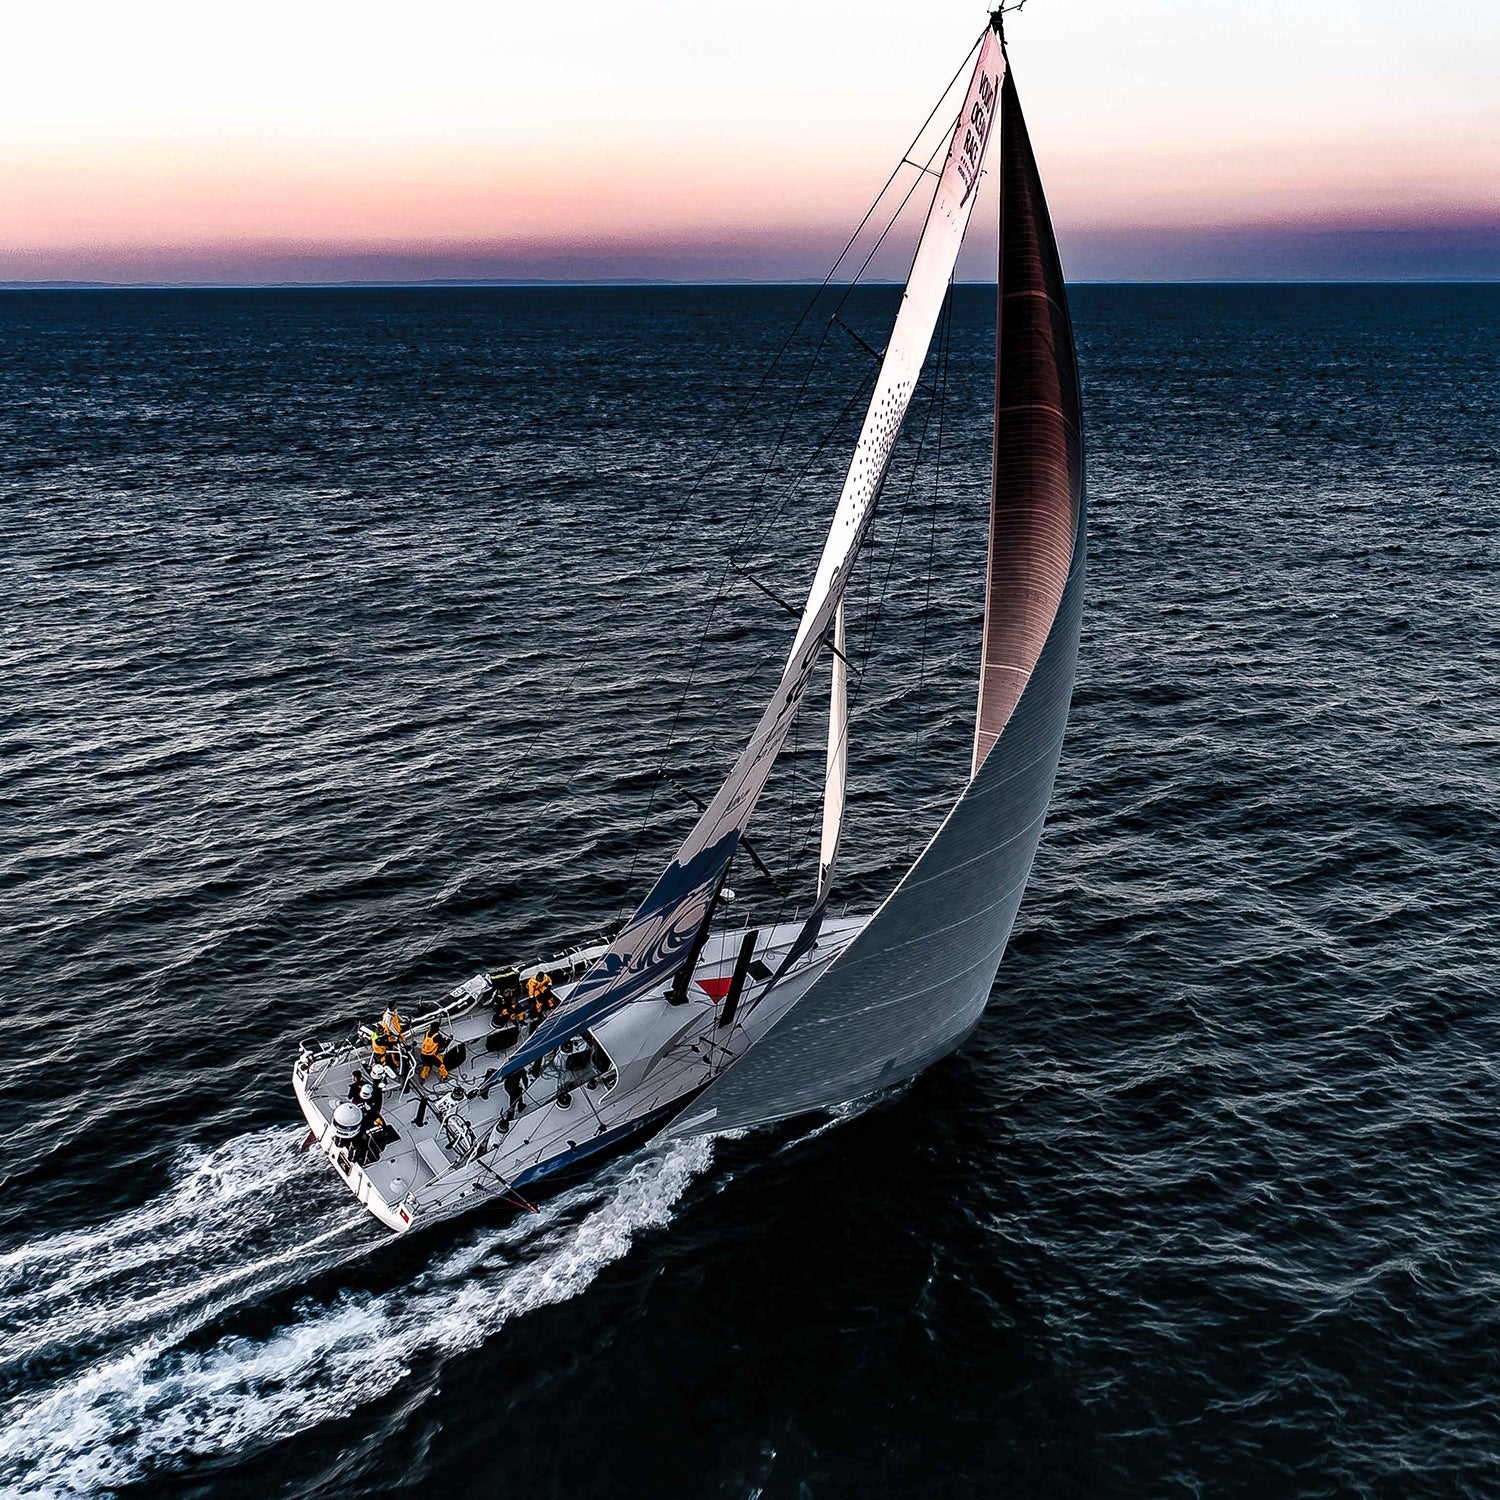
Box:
1;284;1497;1498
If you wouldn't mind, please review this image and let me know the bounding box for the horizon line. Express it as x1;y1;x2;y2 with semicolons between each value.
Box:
4;276;1499;291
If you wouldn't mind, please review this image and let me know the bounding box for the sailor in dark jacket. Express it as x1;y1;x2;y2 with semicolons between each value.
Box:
357;1077;385;1128
504;1069;527;1118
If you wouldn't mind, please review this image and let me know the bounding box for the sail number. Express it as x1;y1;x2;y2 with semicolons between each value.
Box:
956;69;997;202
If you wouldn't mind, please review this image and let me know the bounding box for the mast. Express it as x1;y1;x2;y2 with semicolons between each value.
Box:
817;601;849;905
498;23;1009;1078
769;601;849;985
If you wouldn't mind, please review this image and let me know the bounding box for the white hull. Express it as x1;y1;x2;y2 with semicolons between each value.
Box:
294;914;867;1233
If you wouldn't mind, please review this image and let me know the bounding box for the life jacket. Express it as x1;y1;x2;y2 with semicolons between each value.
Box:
421;1031;442;1059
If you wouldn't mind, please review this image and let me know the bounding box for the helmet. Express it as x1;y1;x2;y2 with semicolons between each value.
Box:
359;1082;375;1101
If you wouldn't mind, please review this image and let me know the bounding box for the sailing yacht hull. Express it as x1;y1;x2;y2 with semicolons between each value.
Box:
293;918;866;1233
513;1092;704;1191
295;1064;696;1233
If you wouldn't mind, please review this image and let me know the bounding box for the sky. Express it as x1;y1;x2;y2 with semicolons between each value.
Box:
2;0;1497;283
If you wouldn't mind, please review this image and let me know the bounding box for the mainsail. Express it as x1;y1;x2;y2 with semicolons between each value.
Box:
668;64;1086;1136
502;28;1008;1076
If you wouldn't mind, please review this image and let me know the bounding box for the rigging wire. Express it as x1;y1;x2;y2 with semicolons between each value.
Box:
609;110;967;924
443;33;983;874
728;117;957;576
725;54;983;582
702;268;959;927
609;352;882;918
595;22;1005;928
635;91;969;901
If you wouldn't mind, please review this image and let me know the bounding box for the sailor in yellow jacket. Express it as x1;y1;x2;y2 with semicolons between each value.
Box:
371;1025;398;1073
419;1026;449;1082
526;972;558;1023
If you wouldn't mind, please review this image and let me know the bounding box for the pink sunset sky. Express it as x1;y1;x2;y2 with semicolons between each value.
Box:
3;0;1497;283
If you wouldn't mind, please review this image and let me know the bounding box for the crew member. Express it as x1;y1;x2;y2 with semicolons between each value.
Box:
489;971;521;1019
358;1077;384;1127
370;1014;405;1074
353;1113;394;1166
526;971;558;1022
380;1006;406;1041
419;1025;450;1082
504;1069;527;1118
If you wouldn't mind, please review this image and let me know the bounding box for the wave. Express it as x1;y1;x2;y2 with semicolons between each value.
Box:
0;1127;713;1498
0;1127;359;1382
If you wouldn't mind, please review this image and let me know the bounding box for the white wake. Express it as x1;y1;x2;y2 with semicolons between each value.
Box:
0;1127;359;1377
0;1127;713;1498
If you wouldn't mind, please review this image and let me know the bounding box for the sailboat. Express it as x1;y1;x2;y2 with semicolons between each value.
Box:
293;10;1084;1234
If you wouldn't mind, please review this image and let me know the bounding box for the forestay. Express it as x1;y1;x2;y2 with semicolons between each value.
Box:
502;29;1009;1076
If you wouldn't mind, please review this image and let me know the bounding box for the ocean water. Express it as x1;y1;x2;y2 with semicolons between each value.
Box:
1;283;1497;1499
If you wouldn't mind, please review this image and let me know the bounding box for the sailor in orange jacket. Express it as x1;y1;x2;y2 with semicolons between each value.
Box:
371;1025;398;1072
419;1026;449;1082
526;972;558;1022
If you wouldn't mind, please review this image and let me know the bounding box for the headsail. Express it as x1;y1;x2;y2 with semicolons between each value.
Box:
667;62;1086;1137
502;28;1009;1076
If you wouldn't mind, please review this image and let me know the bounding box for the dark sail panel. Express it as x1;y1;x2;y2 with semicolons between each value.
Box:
973;72;1083;773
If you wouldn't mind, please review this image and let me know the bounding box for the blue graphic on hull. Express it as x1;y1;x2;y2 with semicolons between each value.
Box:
512;1091;707;1191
